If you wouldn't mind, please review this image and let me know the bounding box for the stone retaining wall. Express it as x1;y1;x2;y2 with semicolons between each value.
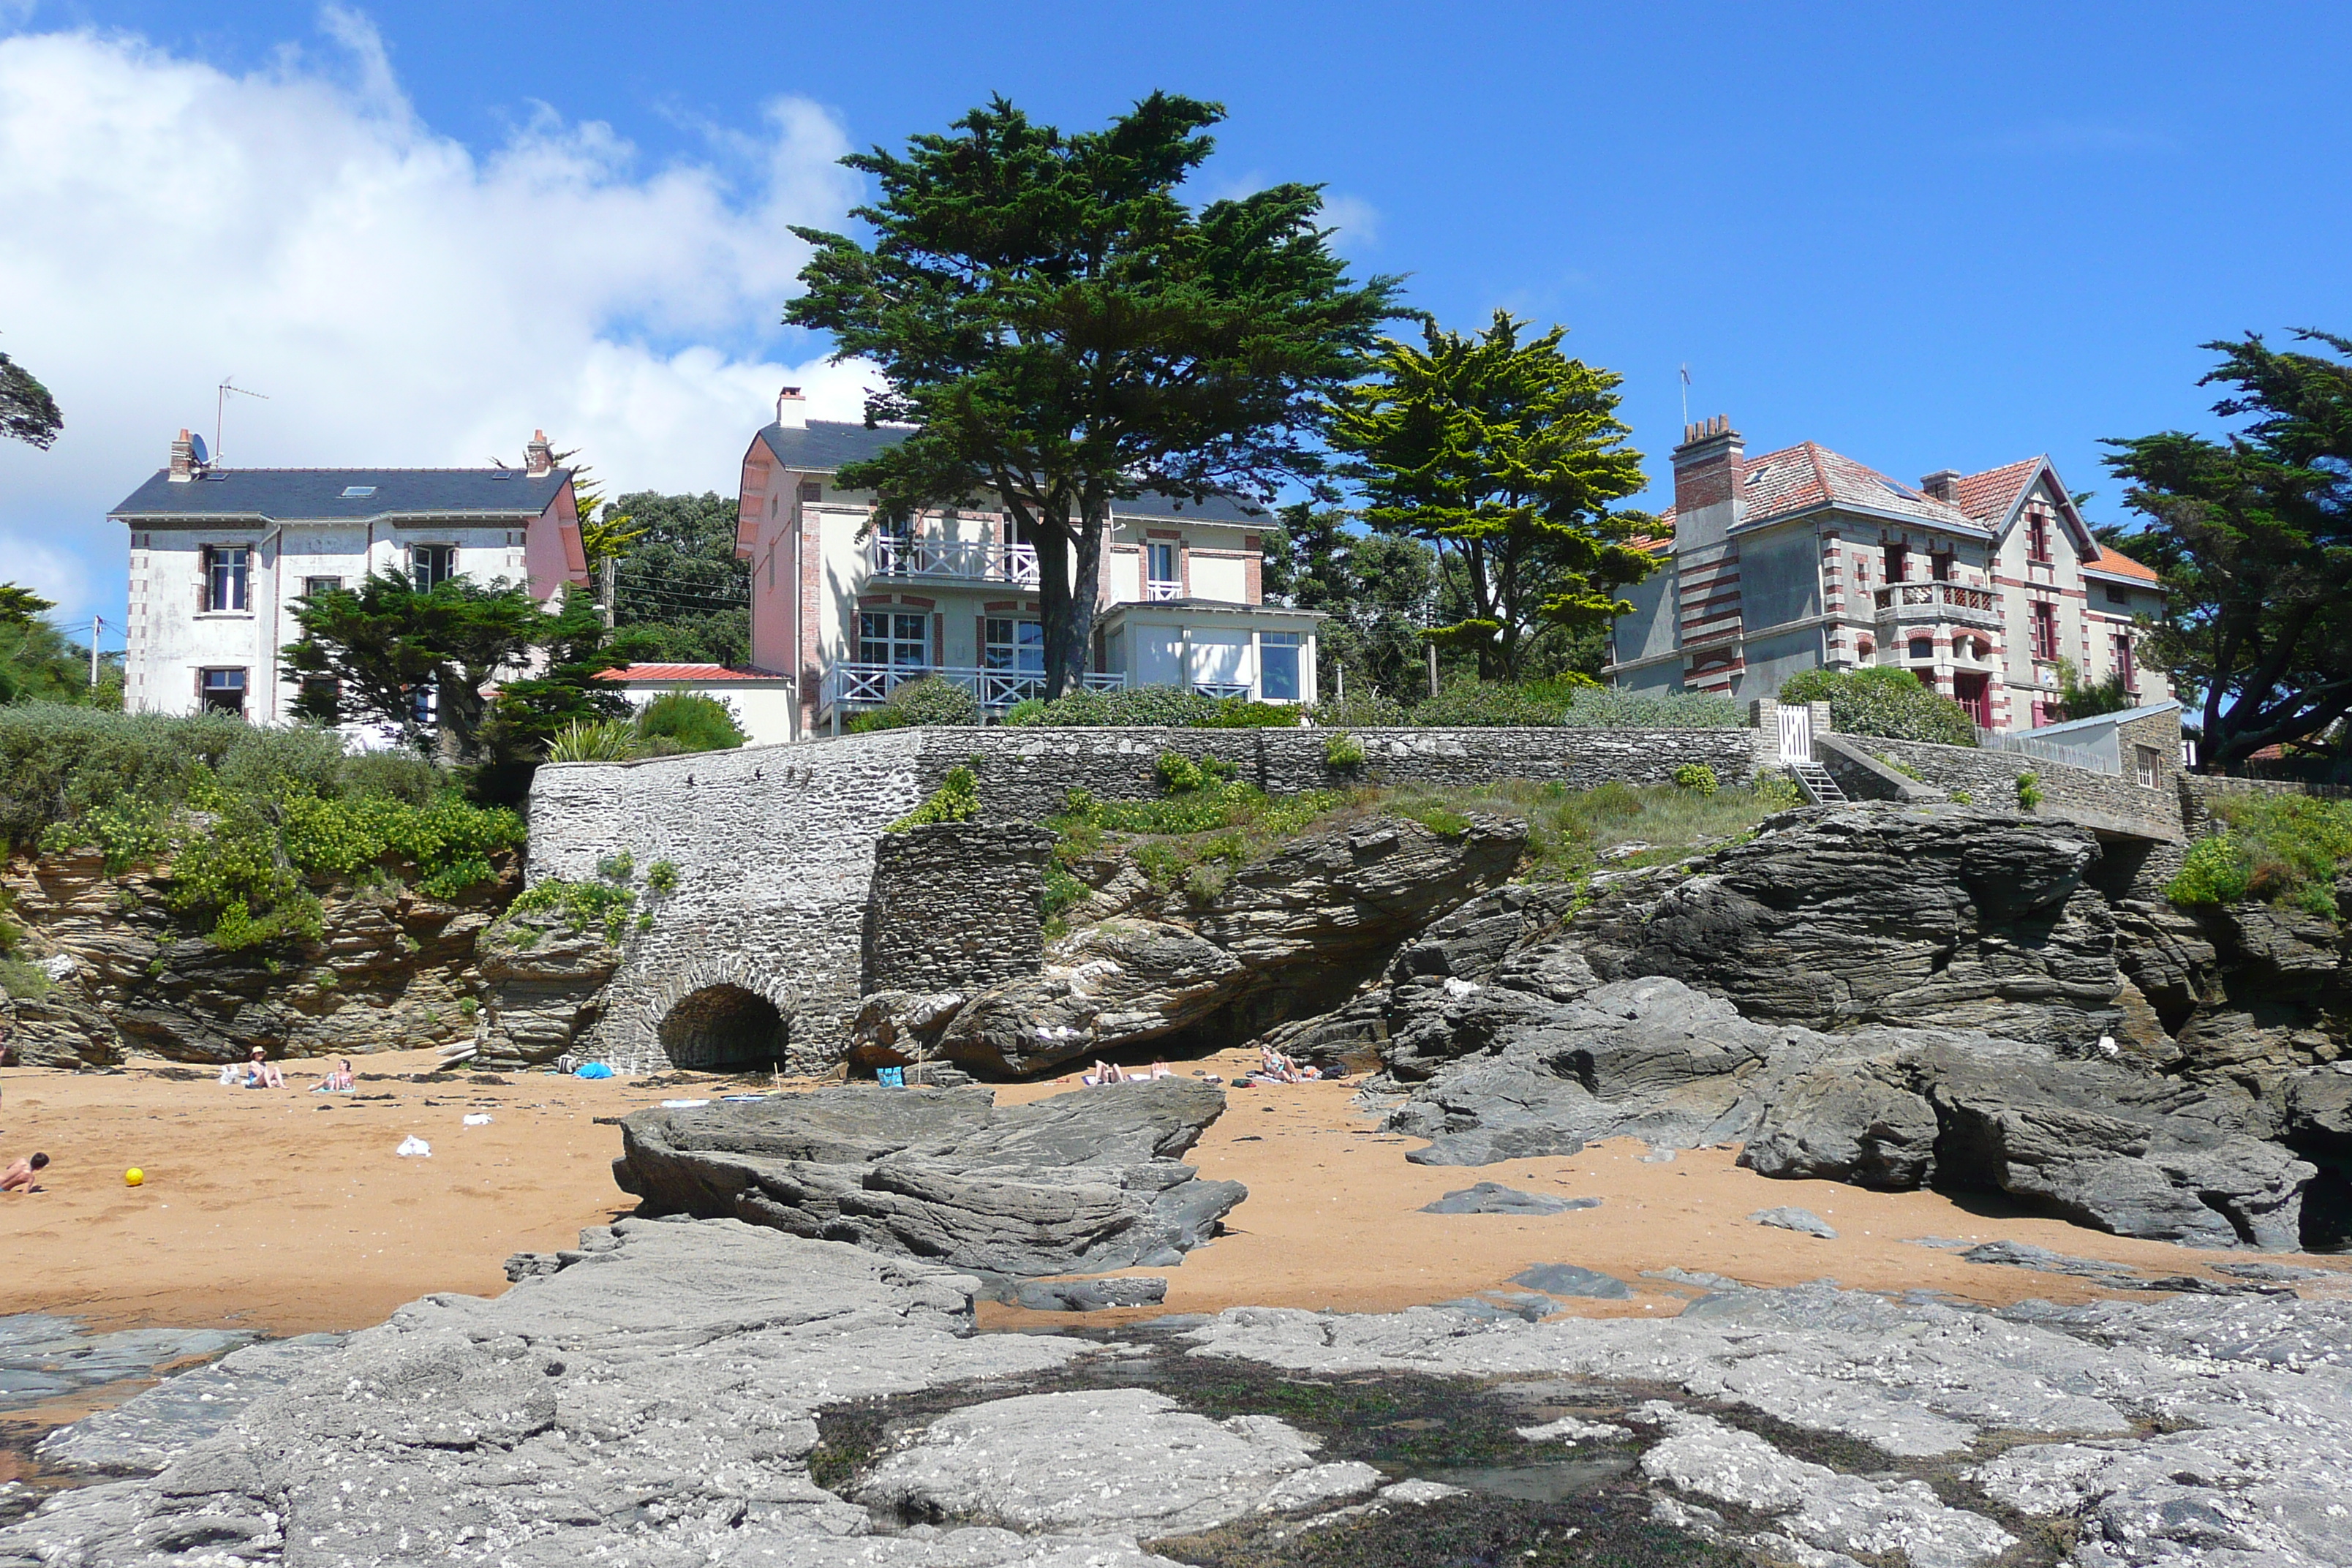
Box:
1866;736;2182;841
2179;774;2352;838
527;723;1763;1072
917;724;1766;823
862;823;1055;996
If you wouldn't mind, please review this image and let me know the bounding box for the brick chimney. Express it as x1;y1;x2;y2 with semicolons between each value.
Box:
524;429;554;477
1670;415;1744;549
169;429;196;482
1920;469;1961;502
774;385;807;430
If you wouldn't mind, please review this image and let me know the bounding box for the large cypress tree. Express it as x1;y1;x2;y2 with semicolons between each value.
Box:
786;94;1404;696
2104;331;2352;766
1327;312;1656;682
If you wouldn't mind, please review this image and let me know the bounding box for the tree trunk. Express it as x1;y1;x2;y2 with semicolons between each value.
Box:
1048;497;1107;700
1033;512;1077;701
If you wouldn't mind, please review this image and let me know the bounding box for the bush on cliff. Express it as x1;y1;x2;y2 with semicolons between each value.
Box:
633;690;747;753
1779;667;1978;747
3;707;522;950
2167;793;2352;921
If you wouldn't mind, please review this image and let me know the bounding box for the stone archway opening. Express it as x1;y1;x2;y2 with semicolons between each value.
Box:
658;984;788;1071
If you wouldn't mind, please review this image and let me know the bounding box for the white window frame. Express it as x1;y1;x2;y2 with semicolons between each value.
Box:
198;666;249;717
203;546;250;614
983;617;1045;674
1259;630;1303;702
410;543;458;591
1145;541;1180;600
858;609;930;671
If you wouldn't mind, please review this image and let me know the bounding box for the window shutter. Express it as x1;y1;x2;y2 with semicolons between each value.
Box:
197;546;211;614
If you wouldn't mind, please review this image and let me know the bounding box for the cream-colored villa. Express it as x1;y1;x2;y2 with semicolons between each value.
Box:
723;389;1323;737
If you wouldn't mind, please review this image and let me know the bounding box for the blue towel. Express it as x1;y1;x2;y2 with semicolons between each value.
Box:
877;1066;905;1088
575;1062;614;1079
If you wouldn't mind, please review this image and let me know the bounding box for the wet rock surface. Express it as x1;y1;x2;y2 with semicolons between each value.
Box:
12;1217;2352;1568
611;1079;1247;1277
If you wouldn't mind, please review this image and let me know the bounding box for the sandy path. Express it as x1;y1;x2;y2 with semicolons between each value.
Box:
4;1048;2342;1346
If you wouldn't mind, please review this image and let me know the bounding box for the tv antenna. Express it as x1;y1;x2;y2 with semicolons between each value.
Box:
1679;363;1692;429
216;377;269;466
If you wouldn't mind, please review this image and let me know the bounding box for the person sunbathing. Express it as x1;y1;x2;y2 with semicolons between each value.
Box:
312;1058;354;1093
244;1049;285;1089
1;1152;48;1192
1084;1060;1127;1087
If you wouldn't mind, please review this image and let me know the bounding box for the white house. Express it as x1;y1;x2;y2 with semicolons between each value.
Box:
1607;416;2169;732
726;388;1324;736
110;429;586;722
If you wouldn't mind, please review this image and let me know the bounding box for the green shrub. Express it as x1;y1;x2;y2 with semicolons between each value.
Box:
1325;731;1368;768
2016;771;2043;810
1779;668;1978;747
1398;804;1473;837
2167;795;2352;919
596;851;636;883
1001;698;1047;726
546;719;644;763
891;764;981;829
1308;692;1409;727
1559;687;1744;729
1410;680;1569;727
1753;771;1802;807
1199;698;1300;728
646;859;679;893
458;996;480;1015
504;876;637;944
1004;685;1224;728
1154;750;1236;794
0;957;50;1000
1949;788;1972;804
634;690;745;753
883;674;981;728
1672;763;1719;796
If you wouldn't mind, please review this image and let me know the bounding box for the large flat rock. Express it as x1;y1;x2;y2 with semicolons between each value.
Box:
613;1080;1247;1277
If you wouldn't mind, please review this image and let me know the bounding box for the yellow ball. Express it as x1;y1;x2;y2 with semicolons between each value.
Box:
124;1168;144;1186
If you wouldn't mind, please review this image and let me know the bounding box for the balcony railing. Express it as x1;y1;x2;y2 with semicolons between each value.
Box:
821;661;1126;715
867;535;1040;584
1978;727;2118;776
1144;578;1183;601
1874;583;2001;627
1190;680;1250;700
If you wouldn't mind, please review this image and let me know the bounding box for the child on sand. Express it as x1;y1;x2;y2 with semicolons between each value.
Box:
312;1058;355;1093
1;1152;49;1192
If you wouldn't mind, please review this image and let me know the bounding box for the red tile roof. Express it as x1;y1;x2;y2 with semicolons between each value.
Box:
1949;457;2043;524
598;663;792;682
1658;441;1985;532
2085;550;2160;584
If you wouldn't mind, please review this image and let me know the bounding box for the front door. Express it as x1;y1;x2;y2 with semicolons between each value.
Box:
1953;671;1991;729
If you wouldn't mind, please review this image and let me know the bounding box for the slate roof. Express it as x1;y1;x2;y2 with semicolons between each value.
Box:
757;421;1268;524
111;468;570;521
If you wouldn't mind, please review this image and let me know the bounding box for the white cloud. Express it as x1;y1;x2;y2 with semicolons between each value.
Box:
0;10;878;624
1317;193;1382;248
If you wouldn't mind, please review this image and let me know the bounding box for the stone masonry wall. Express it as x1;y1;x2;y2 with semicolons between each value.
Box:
2179;773;2352;838
916;725;1767;823
1867;736;2183;841
527;723;1764;1073
527;729;928;1074
862;823;1055;996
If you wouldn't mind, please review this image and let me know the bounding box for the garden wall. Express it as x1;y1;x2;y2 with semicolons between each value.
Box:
527;722;1769;1073
1865;736;2184;841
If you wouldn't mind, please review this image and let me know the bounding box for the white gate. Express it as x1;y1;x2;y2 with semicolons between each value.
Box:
1777;705;1814;764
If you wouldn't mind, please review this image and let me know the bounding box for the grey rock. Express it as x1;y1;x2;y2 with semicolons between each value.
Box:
474;915;623;1068
1738;1066;1940;1189
856;1388;1379;1535
943;815;1525;1076
1571;804;2126;1045
35;1335;343;1475
1750;1206;1838;1240
848;989;970;1066
1419;1183;1594;1215
1011;1278;1169;1312
1512;1264;1634;1300
613;1079;1247;1276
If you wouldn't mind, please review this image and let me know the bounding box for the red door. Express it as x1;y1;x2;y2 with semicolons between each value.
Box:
1953;671;1991;728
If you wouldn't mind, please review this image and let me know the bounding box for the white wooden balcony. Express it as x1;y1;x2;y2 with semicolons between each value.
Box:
867;535;1039;584
820;661;1126;719
1143;578;1183;601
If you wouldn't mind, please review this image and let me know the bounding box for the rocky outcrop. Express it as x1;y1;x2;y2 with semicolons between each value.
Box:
27;1218;2352;1568
936;813;1526;1075
612;1079;1245;1276
472;910;621;1069
1573;804;2126;1045
0;847;515;1066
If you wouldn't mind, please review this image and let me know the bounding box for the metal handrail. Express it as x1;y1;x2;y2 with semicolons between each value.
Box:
1980;730;2118;776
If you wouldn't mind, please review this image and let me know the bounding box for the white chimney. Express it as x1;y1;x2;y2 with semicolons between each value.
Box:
525;429;554;477
774;385;807;430
169;429;195;482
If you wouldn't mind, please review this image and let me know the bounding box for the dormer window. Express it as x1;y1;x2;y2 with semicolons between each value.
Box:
2027;510;2053;563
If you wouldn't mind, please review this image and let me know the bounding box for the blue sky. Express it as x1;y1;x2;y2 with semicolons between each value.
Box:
3;1;2347;639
